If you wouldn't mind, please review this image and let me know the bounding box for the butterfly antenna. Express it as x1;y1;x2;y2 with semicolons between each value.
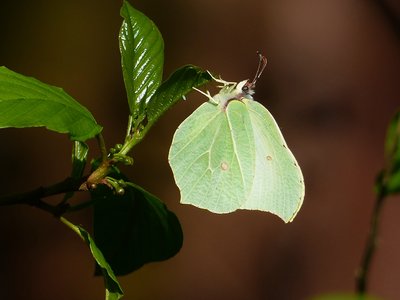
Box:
250;52;267;86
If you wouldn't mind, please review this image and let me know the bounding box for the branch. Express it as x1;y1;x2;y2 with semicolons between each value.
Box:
0;176;86;215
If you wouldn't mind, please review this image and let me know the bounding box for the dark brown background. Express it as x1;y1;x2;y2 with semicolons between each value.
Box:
0;0;400;299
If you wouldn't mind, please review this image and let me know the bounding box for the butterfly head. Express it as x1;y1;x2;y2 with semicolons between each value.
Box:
234;53;267;100
236;80;255;99
201;53;267;108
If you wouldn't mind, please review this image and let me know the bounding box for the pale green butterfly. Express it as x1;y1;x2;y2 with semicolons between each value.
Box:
168;54;304;222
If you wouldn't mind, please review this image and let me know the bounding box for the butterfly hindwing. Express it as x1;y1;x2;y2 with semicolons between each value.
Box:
240;99;305;222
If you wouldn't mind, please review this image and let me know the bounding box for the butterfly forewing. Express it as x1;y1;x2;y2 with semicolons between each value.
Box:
169;101;255;213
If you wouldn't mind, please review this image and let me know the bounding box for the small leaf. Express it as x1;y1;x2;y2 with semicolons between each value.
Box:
0;67;102;141
385;171;400;195
385;111;400;161
382;110;400;195
71;141;89;179
119;0;164;116
61;217;123;300
147;65;212;125
92;172;183;275
63;141;89;202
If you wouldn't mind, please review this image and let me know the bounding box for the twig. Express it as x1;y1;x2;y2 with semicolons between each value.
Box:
0;176;86;215
356;193;386;295
96;133;108;162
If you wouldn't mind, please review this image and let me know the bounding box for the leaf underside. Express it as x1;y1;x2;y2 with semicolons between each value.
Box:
146;65;212;125
92;173;183;275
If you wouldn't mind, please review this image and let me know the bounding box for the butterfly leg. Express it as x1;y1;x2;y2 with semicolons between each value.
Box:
192;87;218;105
206;71;236;87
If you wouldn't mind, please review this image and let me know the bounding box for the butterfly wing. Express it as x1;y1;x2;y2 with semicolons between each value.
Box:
240;99;305;222
169;101;255;213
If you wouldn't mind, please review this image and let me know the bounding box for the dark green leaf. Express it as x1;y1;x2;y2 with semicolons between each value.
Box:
92;172;183;275
147;65;211;124
385;171;400;195
382;110;400;195
0;67;102;141
119;0;164;116
61;217;123;300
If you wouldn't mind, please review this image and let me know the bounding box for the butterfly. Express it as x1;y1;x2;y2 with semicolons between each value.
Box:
168;54;304;222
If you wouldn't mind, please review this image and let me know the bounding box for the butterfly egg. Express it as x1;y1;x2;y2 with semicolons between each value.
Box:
266;155;273;161
220;162;229;171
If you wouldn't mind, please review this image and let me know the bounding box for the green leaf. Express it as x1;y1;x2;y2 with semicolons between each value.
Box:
62;141;89;202
146;65;212;125
78;228;123;300
0;67;102;141
168;79;304;222
310;293;381;300
119;0;164;116
382;110;400;195
60;217;123;300
92;172;183;275
71;141;89;178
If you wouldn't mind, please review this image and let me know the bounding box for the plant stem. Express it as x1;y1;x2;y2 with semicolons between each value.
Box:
96;133;108;162
124;114;134;143
356;194;386;295
68;199;95;212
0;176;85;215
118;122;152;156
118;135;141;156
60;216;82;238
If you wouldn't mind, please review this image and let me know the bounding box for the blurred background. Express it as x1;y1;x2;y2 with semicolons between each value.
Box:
0;0;400;299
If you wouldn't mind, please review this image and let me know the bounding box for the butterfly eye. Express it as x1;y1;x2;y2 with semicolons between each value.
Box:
241;82;255;96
